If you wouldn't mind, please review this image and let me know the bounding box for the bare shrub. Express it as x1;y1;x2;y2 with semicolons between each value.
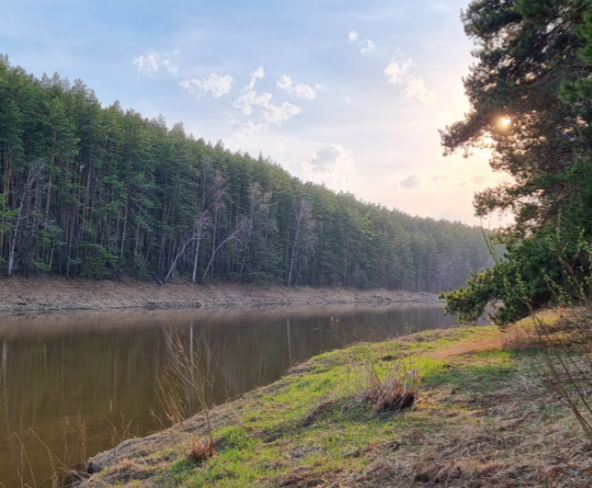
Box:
153;328;217;457
515;238;592;441
187;435;215;464
359;360;417;412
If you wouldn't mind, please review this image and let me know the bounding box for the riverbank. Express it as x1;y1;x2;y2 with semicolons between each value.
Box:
0;277;437;314
79;318;592;487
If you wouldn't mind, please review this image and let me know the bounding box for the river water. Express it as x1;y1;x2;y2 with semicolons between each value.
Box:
0;302;458;486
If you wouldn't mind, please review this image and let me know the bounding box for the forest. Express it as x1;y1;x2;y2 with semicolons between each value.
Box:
0;55;493;291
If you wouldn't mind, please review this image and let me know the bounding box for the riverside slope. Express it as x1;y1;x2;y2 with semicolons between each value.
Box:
0;277;438;314
80;321;591;488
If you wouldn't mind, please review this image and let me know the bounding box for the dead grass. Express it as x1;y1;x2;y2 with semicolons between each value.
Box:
430;330;503;360
359;362;417;412
187;436;215;464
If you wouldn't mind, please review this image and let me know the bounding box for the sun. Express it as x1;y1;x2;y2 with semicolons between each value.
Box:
501;116;511;126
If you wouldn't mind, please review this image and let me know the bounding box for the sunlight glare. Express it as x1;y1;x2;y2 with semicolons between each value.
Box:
501;116;511;126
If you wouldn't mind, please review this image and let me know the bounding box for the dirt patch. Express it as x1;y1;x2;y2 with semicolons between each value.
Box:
0;276;438;315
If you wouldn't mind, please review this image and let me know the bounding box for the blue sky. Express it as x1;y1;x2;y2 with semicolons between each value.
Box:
0;0;509;225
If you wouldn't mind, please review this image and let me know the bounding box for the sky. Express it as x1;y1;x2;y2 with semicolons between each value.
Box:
0;0;511;226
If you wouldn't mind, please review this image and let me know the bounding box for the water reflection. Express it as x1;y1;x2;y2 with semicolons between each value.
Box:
0;302;457;486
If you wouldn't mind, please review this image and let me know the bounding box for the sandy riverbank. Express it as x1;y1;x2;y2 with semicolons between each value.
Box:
0;277;438;314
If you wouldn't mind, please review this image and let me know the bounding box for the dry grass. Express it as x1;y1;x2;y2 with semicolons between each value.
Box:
431;331;503;360
359;362;417;412
187;436;215;464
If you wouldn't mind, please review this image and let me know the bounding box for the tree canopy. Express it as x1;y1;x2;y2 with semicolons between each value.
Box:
441;0;592;324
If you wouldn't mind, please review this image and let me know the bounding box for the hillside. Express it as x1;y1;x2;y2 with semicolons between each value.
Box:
0;57;492;291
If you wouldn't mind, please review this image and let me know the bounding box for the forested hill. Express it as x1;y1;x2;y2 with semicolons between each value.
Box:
0;57;492;292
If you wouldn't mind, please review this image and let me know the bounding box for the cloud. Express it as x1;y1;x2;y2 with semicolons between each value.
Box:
302;144;363;192
263;101;301;124
133;52;178;76
309;145;341;170
162;60;178;75
344;96;351;103
277;74;293;91
229;117;268;138
400;175;420;189
233;90;301;124
402;77;438;105
277;75;316;100
180;74;233;98
360;39;376;54
349;30;359;42
384;59;412;84
294;83;316;100
233;91;273;115
471;175;486;183
247;66;265;90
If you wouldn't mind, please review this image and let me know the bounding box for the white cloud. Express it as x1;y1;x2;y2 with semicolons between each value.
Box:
133;52;178;76
162;59;178;75
344;96;351;103
252;66;265;79
349;30;359;42
247;66;265;90
360;39;376;54
400;175;420;189
180;74;233;98
133;52;159;75
277;74;293;91
277;75;316;100
233;90;301;124
301;144;364;192
384;59;412;84
402;77;438;105
263;101;301;124
229;117;268;138
233;91;273;115
294;83;316;100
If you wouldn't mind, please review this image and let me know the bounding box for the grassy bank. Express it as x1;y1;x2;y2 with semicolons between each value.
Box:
80;320;592;487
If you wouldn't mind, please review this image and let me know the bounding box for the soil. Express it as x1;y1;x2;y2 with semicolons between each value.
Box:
0;276;438;314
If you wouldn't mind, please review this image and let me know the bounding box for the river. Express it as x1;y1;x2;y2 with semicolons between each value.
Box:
0;302;458;486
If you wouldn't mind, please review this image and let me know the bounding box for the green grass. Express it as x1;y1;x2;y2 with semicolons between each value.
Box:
192;328;486;485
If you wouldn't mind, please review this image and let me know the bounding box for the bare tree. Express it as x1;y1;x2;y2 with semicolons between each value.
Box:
239;182;275;278
8;160;46;276
202;216;248;282
164;161;224;283
287;197;316;287
192;162;224;283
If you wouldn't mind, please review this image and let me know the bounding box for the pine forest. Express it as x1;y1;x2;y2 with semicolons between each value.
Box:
0;57;492;292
